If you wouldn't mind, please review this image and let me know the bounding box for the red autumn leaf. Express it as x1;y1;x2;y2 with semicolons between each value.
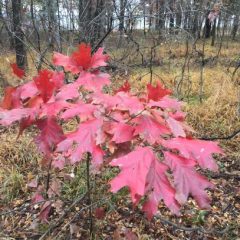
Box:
109;122;135;143
0;87;16;109
35;117;66;156
55;82;80;101
39;201;51;223
148;96;182;111
57;119;104;168
32;191;44;204
110;147;155;204
164;152;214;208
116;92;144;115
34;70;55;103
163;137;223;171
61;101;96;121
115;81;131;93
53;43;108;74
0;108;35;126
110;147;179;218
76;71;110;92
134;114;170;144
10;63;25;79
166;116;186;137
142;159;180;219
147;81;172;101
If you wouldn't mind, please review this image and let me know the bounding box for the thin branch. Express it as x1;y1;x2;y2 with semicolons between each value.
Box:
200;129;240;140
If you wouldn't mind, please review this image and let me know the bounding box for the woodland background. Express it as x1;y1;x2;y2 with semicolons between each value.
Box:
0;0;240;239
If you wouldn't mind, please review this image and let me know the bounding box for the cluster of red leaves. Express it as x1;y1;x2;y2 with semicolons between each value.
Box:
0;43;223;222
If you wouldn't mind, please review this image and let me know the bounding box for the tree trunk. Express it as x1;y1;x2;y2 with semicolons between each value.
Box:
3;0;15;49
211;18;216;46
232;15;239;40
47;0;61;51
119;0;126;32
12;0;27;70
204;12;211;38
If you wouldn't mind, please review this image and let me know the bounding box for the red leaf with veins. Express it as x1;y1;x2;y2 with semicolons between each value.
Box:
91;47;109;68
76;71;110;92
34;70;55;102
61;101;96;121
53;43;108;73
109;122;135;143
110;147;179;218
39;201;51;223
57;119;104;168
143;160;180;219
164;152;214;208
110;147;155;204
148;96;182;111
163;137;223;171
0;108;35;126
116;92;144;115
56;82;80;101
147;81;171;101
35;117;65;156
166;116;186;137
19;81;38;101
10;63;25;79
134;114;170;144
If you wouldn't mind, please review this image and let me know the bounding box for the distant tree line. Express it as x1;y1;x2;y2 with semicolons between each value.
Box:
0;0;239;71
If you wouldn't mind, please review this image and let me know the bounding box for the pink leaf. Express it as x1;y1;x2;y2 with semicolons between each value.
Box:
134;114;170;144
109;122;135;144
116;92;144;115
32;192;44;204
166;117;186;137
39;201;51;223
0;108;35;126
110;147;155;204
56;82;80;101
57;119;104;168
164;152;214;208
148;96;182;111
143;160;180;219
91;47;109;69
61;101;97;121
35;117;65;156
76;71;110;92
163;137;223;171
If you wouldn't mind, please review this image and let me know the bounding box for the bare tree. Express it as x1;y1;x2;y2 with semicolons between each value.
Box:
12;0;27;70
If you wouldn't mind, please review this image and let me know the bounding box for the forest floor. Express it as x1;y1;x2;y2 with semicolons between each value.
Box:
0;39;239;239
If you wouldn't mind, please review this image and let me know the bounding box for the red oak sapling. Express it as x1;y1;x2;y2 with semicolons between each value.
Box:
0;43;223;222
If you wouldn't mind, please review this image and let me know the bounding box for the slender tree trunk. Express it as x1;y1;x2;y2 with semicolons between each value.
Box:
119;0;126;32
3;0;15;49
12;0;27;70
211;18;216;46
232;15;239;40
30;0;41;51
47;0;61;51
204;12;211;38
